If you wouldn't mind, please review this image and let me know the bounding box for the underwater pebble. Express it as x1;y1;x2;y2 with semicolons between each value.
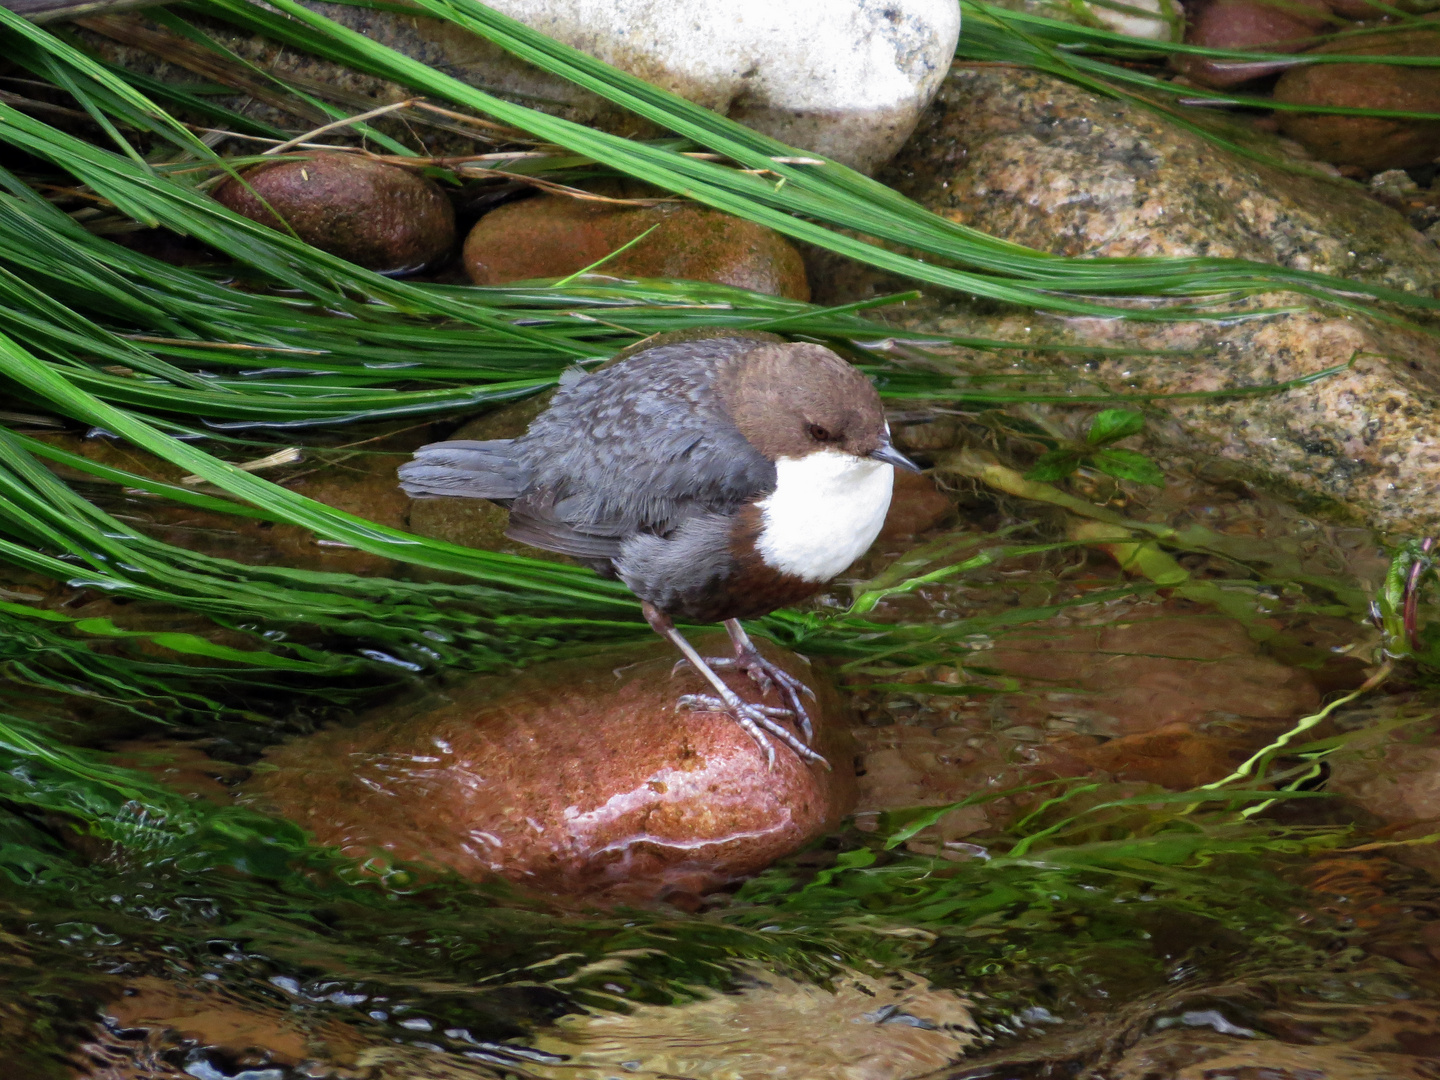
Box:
243;632;854;901
214;152;456;273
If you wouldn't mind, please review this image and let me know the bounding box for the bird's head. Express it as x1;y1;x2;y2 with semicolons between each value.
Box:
718;342;920;473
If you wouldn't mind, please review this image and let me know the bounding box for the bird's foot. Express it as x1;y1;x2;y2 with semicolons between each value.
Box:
676;692;828;769
707;649;816;743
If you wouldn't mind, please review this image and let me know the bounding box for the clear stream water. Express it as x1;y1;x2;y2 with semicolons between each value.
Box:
5;427;1440;1080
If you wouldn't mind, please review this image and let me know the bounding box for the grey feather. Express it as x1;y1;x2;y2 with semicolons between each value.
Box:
397;439;527;500
615;513;736;620
398;335;778;590
510;336;776;536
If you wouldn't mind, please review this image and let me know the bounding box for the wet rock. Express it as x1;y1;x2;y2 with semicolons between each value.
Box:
876;471;953;543
463;197;810;300
850;602;1323;844
524;965;976;1080
1104;1006;1440;1079
1177;0;1331;88
243;633;854;900
1327;718;1440;827
1275;26;1440;171
214;152;456;272
986;609;1320;737
820;64;1440;535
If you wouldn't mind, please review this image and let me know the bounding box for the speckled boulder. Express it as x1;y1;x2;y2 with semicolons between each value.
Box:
463;197;810;300
214;153;455;272
1275;27;1440;171
813;65;1440;535
242;633;854;900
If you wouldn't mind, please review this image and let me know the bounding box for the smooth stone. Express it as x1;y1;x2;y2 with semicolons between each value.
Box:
875;470;953;543
213;152;455;272
1176;0;1331;88
300;0;960;174
463;196;810;299
1275;26;1440;171
810;64;1440;534
242;633;854;900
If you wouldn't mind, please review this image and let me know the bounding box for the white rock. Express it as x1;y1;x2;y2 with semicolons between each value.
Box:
308;0;960;174
1082;0;1183;41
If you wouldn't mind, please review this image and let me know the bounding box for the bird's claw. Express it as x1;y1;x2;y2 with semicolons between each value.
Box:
676;694;828;769
709;653;817;743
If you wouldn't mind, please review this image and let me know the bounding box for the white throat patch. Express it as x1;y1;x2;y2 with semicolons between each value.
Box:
753;450;894;583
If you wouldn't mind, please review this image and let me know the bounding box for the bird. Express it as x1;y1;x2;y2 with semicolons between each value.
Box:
397;331;920;766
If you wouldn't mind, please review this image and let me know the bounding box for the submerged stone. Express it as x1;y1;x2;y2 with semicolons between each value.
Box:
214;152;456;272
462;197;811;300
243;633;854;901
524;965;976;1080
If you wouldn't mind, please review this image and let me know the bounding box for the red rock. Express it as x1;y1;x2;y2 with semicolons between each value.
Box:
1176;0;1332;88
214;152;456;272
242;632;853;900
876;471;952;543
462;196;811;300
1274;26;1440;170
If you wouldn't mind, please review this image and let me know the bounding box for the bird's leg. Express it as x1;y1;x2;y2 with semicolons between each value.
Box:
707;619;817;744
643;603;826;768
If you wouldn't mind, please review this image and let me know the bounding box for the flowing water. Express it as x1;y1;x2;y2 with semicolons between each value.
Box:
6;422;1440;1080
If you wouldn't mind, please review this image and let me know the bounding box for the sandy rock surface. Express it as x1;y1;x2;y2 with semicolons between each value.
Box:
243;632;854;901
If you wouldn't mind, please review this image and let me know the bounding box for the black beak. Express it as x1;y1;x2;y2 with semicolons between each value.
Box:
869;441;922;472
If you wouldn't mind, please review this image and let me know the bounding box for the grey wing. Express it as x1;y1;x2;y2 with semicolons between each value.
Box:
397;439;526;500
510;336;777;540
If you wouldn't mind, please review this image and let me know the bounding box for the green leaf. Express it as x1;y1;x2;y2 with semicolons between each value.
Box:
1085;407;1146;446
1025;449;1082;482
1091;447;1165;487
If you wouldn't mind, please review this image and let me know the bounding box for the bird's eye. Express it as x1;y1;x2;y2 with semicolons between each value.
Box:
807;423;833;442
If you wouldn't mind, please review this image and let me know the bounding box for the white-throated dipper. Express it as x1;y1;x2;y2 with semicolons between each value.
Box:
398;331;920;766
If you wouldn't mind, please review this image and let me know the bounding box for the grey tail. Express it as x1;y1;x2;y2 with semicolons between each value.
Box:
397;439;526;500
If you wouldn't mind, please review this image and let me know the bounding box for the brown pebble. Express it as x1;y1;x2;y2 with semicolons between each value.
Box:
877;471;952;543
462;196;810;300
1176;0;1332;88
242;632;853;901
1274;25;1440;171
214;152;456;272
